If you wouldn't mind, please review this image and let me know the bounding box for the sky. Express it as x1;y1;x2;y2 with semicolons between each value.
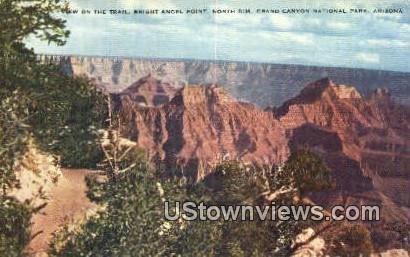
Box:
27;0;410;72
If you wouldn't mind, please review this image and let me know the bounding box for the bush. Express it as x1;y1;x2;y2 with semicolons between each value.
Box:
30;73;107;168
166;161;303;257
327;223;373;257
0;196;32;257
281;149;333;195
49;161;171;257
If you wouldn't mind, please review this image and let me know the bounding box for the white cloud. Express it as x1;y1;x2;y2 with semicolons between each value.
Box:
326;21;352;30
304;18;321;27
355;52;380;63
213;12;261;28
257;31;315;46
269;15;295;30
363;39;408;47
280;32;314;45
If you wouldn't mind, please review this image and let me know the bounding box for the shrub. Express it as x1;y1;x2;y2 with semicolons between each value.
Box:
327;223;373;257
0;196;32;257
280;149;333;195
49;161;172;257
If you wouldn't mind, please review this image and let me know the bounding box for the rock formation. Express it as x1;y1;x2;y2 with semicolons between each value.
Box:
115;75;288;179
276;78;410;223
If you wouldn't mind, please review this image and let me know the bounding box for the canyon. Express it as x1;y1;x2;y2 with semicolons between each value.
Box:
40;55;409;251
48;55;408;223
113;75;409;223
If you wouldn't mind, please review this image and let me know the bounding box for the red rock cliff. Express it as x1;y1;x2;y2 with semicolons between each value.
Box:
116;76;289;180
276;78;410;222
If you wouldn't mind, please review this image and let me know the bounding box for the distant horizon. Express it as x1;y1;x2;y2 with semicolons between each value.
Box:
36;51;410;108
36;52;410;74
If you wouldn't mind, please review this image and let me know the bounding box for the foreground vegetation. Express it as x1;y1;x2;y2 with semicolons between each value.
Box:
47;139;375;257
48;145;327;256
1;1;105;256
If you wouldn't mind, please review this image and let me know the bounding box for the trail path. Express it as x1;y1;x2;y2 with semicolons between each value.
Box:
28;169;96;255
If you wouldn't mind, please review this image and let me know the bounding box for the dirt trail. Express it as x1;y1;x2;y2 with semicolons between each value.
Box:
28;169;97;255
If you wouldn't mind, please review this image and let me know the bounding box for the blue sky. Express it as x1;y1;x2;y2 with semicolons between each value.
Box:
27;0;410;72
